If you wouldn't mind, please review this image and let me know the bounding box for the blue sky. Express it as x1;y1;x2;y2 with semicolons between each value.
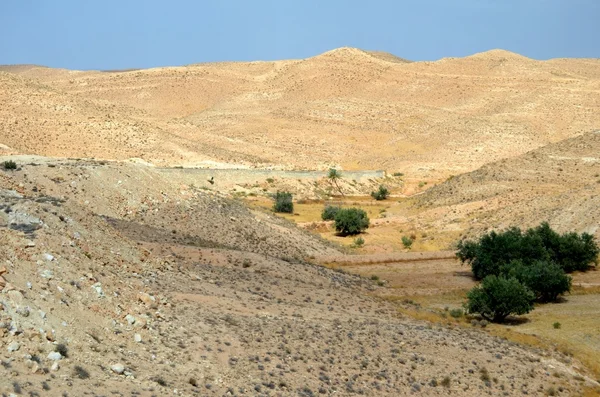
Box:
1;0;598;70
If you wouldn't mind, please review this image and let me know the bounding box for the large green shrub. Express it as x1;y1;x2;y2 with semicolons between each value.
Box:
502;260;572;303
321;205;341;221
334;208;369;236
457;223;598;280
466;276;535;323
370;185;390;201
273;191;293;213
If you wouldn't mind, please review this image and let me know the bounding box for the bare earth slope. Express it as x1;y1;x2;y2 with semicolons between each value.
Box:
1;160;596;396
414;130;600;239
2;48;599;175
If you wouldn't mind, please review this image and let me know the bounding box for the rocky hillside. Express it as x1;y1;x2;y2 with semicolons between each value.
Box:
1;158;596;396
415;130;600;239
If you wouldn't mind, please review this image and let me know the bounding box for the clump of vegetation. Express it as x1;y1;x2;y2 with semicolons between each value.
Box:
457;222;598;280
73;365;90;379
272;191;293;213
353;236;365;248
321;205;341;221
370;185;390;200
553;322;561;329
401;235;414;249
503;260;572;302
465;275;535;323
2;160;17;170
334;208;369;236
449;308;463;318
392;172;404;177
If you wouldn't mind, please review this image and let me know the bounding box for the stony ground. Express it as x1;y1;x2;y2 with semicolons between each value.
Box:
1;159;596;396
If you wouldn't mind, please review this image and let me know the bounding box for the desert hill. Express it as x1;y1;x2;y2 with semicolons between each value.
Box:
414;130;600;239
1;48;598;175
3;158;594;395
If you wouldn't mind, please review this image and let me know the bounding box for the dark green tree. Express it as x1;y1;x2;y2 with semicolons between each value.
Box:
466;276;535;322
502;260;572;303
334;208;369;236
321;205;341;221
273;191;293;213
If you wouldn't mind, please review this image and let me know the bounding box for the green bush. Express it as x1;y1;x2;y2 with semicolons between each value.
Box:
401;236;413;249
449;308;463;318
334;208;369;236
353;237;365;247
457;223;598;280
2;160;17;170
321;205;341;221
273;191;293;213
466;275;535;323
502;260;572;302
370;185;390;201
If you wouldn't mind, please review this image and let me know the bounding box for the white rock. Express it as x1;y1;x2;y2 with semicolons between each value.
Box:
39;310;47;320
134;333;142;343
7;341;20;352
111;363;125;374
51;361;60;371
91;282;105;297
26;282;32;289
125;314;136;325
47;351;63;361
43;253;55;262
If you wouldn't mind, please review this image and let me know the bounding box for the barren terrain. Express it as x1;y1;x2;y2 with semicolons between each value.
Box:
1;48;600;396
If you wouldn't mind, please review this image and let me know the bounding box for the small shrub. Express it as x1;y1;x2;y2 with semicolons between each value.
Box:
370;275;379;281
334;208;369;236
370;185;390;200
2;160;17;170
266;177;275;184
466;276;535;322
553;322;561;329
321;205;341;221
401;236;413;249
273;191;293;213
441;376;451;387
73;365;90;379
353;236;365;247
449;308;463;318
392;172;404;177
55;343;69;358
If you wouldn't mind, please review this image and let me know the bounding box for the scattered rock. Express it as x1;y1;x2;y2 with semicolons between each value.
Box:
138;292;156;305
125;314;136;325
7;341;20;352
47;351;63;361
111;363;125;374
134;333;142;343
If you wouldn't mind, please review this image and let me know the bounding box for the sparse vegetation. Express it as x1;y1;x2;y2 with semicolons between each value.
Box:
273;191;294;213
353;236;365;247
401;235;413;249
333;207;369;236
392;172;404;177
2;160;17;170
370;185;390;200
553;322;561;329
321;205;341;221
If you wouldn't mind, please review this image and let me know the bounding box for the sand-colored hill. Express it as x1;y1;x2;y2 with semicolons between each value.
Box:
2;48;598;175
414;130;600;239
